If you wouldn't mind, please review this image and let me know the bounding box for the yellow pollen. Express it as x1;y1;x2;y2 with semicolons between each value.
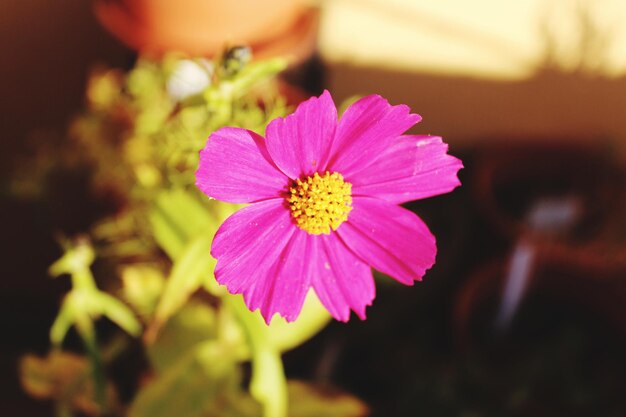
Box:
288;171;353;235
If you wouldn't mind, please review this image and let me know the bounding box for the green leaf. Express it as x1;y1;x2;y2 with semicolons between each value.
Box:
265;291;332;353
146;301;217;374
94;292;142;337
129;341;260;417
120;265;165;318
149;207;186;261
148;191;240;336
148;234;215;340
50;288;98;345
223;291;331;356
50;297;76;346
149;189;215;260
288;381;369;417
223;59;288;99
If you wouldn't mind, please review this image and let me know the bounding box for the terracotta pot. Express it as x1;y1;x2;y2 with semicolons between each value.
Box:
94;0;319;63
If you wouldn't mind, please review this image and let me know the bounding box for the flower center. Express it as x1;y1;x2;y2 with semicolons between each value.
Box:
288;171;353;235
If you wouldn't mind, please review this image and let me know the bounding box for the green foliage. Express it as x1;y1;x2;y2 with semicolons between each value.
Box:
18;51;367;417
20;351;119;417
129;342;259;417
146;301;220;373
150;233;216;339
149;189;218;260
48;239;141;346
288;381;368;417
120;265;165;318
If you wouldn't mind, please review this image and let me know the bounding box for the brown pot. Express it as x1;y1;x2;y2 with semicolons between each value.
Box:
94;0;319;63
471;140;626;277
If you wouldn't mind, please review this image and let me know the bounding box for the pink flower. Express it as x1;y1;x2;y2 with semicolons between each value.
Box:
196;91;462;323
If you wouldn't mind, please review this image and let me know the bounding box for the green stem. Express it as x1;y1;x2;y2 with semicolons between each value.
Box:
76;316;107;416
227;297;288;417
71;267;98;292
250;346;288;417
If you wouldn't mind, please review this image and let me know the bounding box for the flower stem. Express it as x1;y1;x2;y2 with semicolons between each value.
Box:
76;315;107;416
250;345;288;417
227;296;288;417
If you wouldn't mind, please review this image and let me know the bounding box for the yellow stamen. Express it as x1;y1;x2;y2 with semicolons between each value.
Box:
288;171;353;235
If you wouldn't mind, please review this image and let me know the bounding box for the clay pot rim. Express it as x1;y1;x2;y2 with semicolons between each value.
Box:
94;0;319;63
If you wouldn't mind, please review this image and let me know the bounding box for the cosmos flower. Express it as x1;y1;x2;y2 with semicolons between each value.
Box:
196;91;462;323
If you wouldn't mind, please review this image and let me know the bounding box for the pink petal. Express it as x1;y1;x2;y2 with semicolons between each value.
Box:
265;90;337;179
196;127;288;203
328;95;421;177
212;199;295;297
337;197;436;285
350;135;463;204
310;234;375;321
213;199;376;322
244;230;314;323
212;199;315;323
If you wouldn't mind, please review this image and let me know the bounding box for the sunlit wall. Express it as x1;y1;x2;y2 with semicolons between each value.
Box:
321;0;626;78
319;0;626;156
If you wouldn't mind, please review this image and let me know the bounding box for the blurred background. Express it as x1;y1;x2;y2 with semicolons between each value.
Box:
1;0;625;416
